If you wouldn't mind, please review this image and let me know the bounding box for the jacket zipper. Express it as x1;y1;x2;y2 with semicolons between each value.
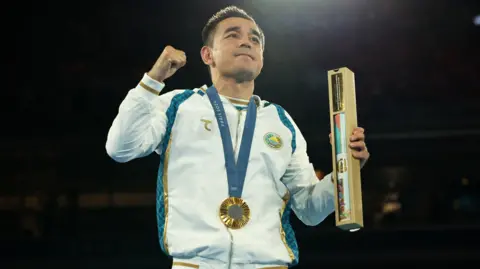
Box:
227;230;234;269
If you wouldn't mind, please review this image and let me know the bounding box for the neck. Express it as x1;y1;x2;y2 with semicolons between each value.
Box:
212;75;254;100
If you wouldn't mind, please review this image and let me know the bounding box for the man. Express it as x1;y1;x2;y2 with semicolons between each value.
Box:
106;6;370;269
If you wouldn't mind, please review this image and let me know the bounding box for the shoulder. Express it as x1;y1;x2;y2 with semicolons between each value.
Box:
158;85;208;101
259;99;301;153
260;99;296;124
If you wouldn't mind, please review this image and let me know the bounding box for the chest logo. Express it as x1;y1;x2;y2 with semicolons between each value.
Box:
201;119;212;131
264;132;283;149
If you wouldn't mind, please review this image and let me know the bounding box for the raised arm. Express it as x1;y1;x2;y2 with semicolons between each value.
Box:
105;75;184;162
105;45;187;163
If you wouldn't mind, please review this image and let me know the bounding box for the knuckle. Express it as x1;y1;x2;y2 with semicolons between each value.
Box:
164;46;174;54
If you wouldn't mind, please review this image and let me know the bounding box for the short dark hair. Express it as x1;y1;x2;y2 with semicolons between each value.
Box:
201;6;265;48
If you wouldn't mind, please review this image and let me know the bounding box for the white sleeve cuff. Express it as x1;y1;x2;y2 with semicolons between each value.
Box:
135;73;166;98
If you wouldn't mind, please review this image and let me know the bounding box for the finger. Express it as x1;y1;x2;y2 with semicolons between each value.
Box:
169;55;181;64
349;141;366;151
175;54;187;65
163;46;177;60
172;51;186;61
167;59;174;69
165;45;175;52
351;150;362;159
352;150;368;160
170;56;186;68
169;59;183;69
179;55;187;67
175;49;186;56
350;132;365;142
174;50;186;58
352;127;365;135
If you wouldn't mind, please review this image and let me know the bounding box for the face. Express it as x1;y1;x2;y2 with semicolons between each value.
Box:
202;17;264;82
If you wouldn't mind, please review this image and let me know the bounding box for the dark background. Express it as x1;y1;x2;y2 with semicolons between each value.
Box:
3;0;480;268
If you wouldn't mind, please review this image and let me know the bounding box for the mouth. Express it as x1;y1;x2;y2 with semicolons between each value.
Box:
235;53;254;60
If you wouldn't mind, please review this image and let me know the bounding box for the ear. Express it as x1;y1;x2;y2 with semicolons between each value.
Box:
200;46;214;66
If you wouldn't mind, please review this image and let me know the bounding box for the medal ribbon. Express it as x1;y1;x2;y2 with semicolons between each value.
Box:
206;86;257;198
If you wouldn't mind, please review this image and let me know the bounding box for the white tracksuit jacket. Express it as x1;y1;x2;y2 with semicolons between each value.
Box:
105;73;335;268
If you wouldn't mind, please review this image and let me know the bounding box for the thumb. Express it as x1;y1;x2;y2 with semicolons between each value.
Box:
168;58;181;71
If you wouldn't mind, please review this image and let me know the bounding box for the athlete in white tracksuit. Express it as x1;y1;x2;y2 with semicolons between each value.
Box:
105;6;369;269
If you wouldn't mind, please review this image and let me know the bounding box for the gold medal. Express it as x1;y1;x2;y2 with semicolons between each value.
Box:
219;197;250;229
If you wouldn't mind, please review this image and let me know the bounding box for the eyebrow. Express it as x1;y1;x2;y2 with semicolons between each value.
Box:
224;26;262;40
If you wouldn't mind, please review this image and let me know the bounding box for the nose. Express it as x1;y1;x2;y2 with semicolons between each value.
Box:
239;39;252;49
240;43;251;49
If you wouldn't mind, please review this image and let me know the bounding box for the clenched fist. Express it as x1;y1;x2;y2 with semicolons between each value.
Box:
147;45;187;83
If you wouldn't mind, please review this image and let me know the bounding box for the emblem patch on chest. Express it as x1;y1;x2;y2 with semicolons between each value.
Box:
263;132;283;149
201;119;212;131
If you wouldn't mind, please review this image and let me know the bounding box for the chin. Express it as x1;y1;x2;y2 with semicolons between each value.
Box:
229;68;258;83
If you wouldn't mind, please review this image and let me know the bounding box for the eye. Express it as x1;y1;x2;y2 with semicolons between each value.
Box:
226;33;239;39
250;36;260;44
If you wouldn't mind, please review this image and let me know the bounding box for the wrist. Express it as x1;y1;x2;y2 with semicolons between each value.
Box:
138;73;166;96
146;70;165;84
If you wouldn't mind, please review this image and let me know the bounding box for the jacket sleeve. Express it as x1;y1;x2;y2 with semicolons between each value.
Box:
105;73;184;163
280;113;336;226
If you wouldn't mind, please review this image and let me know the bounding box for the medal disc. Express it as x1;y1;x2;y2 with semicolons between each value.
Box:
219;197;250;229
